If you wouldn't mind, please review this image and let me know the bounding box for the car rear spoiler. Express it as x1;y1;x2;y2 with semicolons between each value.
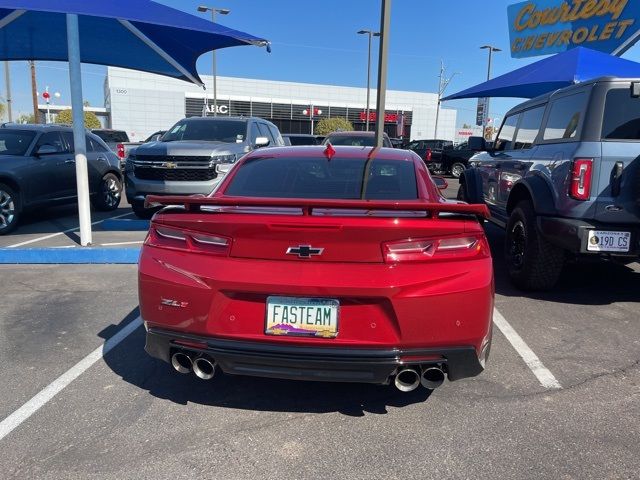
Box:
145;195;490;219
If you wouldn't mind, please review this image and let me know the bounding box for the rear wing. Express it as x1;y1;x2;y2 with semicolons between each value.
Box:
145;195;490;219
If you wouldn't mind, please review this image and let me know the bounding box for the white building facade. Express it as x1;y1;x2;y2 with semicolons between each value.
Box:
105;67;456;142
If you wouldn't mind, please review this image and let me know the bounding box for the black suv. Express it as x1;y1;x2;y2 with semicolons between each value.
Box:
459;77;640;290
0;124;122;234
406;139;454;173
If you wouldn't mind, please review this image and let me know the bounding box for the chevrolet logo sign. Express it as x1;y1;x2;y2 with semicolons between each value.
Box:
286;245;324;258
162;162;178;169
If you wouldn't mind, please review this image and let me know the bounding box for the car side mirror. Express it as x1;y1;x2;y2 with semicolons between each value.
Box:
36;144;59;156
254;136;270;148
468;136;487;152
433;176;448;190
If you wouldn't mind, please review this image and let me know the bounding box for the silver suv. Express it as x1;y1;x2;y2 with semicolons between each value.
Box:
125;116;284;218
459;77;640;290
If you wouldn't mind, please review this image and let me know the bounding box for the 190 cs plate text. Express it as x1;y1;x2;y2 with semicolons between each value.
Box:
265;296;339;338
587;230;631;253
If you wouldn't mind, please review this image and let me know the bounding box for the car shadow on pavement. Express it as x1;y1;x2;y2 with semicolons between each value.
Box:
102;318;433;417
486;222;640;306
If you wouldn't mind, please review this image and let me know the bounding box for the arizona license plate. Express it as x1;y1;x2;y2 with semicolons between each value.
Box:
587;230;631;253
265;296;339;338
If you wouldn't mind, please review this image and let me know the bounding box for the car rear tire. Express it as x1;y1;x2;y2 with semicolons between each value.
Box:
132;200;156;219
505;200;564;291
450;163;465;179
92;173;122;211
0;183;20;235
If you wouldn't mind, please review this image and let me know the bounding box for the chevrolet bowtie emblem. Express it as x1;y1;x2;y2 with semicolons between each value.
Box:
286;245;324;258
162;162;178;169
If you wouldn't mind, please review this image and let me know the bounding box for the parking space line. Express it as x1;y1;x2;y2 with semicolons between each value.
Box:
0;317;142;442
6;212;135;248
493;308;562;390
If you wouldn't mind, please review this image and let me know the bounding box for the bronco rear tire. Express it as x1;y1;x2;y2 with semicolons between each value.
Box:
505;200;564;291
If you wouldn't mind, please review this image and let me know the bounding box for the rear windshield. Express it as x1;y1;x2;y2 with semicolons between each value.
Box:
0;130;36;155
93;130;129;143
163;120;247;143
225;156;418;200
602;88;640;140
287;136;317;146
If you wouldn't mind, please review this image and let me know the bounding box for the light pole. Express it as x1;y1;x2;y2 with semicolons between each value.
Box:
357;29;380;132
373;0;391;148
433;60;459;139
198;5;230;117
480;45;501;137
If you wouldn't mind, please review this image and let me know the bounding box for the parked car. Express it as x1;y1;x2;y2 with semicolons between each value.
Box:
0;124;123;234
406;139;454;173
322;130;393;148
441;141;488;178
458;77;640;290
282;133;319;146
140;145;493;392
91;128;139;167
125;116;284;218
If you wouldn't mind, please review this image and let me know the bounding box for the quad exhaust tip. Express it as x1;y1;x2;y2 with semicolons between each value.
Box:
171;352;193;374
421;367;445;390
394;368;421;392
193;357;216;380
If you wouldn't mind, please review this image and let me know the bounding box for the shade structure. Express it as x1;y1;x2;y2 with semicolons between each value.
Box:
443;47;640;101
0;0;269;245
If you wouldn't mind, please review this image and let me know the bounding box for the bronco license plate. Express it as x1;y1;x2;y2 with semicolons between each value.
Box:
265;296;339;338
587;230;631;253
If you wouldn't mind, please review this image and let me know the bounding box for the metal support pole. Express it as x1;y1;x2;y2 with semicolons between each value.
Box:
365;33;372;132
374;0;391;147
29;60;39;123
4;62;12;122
212;10;217;116
484;48;493;134
66;13;92;246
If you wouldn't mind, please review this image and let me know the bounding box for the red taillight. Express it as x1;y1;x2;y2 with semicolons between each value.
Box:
425;148;432;162
145;224;231;256
569;158;593;201
116;143;125;159
383;234;489;263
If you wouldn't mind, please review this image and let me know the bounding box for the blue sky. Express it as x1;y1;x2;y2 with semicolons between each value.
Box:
4;0;640;128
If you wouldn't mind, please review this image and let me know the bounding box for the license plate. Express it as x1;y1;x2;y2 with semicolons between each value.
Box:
587;230;631;253
265;296;339;338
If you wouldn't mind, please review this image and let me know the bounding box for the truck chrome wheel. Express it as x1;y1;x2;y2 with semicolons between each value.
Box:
0;189;16;231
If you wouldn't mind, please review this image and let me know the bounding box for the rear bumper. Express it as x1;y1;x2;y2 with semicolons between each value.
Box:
537;216;640;256
145;325;486;384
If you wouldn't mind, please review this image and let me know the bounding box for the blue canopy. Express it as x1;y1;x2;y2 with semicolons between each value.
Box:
0;0;269;86
443;47;640;101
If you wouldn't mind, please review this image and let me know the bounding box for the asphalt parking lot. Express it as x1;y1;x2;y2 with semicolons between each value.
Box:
0;181;639;479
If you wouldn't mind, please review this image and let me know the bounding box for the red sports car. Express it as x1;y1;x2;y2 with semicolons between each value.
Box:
140;145;493;393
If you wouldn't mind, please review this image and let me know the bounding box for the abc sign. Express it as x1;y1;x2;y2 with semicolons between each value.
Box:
206;104;229;114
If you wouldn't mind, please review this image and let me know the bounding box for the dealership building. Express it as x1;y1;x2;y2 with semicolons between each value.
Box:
103;67;456;142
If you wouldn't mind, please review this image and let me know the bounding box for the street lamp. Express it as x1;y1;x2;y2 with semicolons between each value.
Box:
480;45;501;136
197;5;230;117
357;29;380;132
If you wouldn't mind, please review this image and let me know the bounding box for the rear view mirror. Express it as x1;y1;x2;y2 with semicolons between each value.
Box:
36;144;58;156
254;136;270;148
468;136;487;152
433;176;448;190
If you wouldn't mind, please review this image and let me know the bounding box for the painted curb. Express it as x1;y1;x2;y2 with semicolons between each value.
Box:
100;219;150;231
0;248;141;264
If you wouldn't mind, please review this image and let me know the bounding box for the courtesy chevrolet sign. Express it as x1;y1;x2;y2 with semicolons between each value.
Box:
508;0;640;58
